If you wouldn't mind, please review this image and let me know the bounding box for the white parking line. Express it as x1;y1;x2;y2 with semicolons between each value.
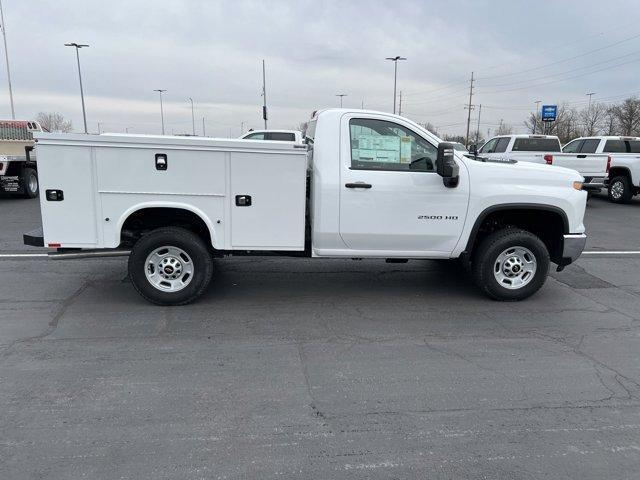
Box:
582;251;640;255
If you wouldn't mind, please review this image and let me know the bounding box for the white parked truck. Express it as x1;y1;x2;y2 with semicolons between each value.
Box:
562;136;640;203
24;109;588;305
0;120;43;198
239;129;303;143
479;134;608;188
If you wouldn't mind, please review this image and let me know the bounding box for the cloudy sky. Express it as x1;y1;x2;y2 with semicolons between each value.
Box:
1;0;640;137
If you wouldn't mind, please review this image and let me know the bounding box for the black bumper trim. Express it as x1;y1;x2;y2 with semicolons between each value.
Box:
23;227;44;247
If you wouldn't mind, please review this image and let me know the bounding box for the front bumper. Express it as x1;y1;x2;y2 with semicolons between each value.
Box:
559;233;586;269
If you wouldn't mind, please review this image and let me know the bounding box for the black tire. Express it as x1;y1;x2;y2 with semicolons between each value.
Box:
607;175;633;204
472;228;550;301
22;168;38;198
128;227;213;306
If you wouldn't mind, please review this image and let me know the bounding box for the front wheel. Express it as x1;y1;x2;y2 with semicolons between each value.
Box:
128;227;213;305
472;228;550;301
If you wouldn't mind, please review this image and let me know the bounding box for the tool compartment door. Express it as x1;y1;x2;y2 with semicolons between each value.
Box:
230;151;306;250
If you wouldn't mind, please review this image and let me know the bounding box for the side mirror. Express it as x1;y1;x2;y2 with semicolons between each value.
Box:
469;144;478;157
436;142;460;188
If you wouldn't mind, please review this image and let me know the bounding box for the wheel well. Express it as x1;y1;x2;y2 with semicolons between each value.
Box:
608;167;632;183
120;207;212;249
467;208;566;264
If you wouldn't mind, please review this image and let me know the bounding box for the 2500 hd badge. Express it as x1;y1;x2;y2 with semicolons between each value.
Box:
418;215;459;220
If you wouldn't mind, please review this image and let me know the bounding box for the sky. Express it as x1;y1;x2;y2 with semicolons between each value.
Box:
1;0;640;138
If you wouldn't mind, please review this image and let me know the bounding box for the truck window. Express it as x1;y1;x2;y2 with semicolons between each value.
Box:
244;132;265;140
603;139;626;153
349;118;436;172
627;140;640;153
479;138;498;153
562;139;583;153
512;138;561;152
579;139;600;153
494;137;510;153
267;132;296;141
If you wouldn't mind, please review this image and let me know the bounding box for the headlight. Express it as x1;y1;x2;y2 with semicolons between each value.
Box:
573;181;583;190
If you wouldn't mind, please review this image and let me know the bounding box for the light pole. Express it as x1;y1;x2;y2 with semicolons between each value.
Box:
65;42;89;133
188;97;195;136
154;89;166;135
385;56;406;114
335;94;347;108
0;0;14;119
534;100;542;134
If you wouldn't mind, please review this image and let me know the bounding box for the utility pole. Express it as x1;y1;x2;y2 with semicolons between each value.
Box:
475;104;482;145
188;97;195;135
240;121;245;135
97;122;101;134
361;99;364;109
534;100;542;134
464;71;474;147
335;94;347;107
0;0;14;119
385;56;406;114
262;59;268;129
65;42;89;133
153;89;166;134
586;92;596;110
398;91;403;116
202;117;206;136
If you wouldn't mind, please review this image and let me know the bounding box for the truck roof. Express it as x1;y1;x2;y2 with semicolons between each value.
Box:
571;135;640;141
35;132;306;153
493;134;559;139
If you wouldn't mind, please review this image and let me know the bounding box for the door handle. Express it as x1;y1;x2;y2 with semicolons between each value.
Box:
577;154;587;158
345;182;372;189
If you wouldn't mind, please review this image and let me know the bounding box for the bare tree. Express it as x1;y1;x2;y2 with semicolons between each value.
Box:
580;102;607;136
524;104;580;143
602;107;618;136
496;121;513;136
612;97;640;136
36;112;73;132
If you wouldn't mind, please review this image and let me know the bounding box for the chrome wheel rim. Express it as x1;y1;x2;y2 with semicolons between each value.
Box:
28;174;38;193
145;246;194;292
610;181;624;199
493;246;537;290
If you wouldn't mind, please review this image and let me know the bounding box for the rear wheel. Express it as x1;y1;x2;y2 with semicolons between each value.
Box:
22;168;38;198
128;227;213;305
608;175;633;204
472;228;550;301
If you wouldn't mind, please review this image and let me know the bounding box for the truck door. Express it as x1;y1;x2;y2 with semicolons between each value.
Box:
339;115;469;254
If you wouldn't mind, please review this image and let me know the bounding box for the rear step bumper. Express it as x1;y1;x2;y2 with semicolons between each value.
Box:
23;227;44;247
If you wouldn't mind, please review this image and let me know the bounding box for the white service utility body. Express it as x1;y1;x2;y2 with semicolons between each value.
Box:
26;109;588;305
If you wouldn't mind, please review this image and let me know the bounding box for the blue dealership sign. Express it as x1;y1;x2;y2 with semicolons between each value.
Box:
541;105;557;122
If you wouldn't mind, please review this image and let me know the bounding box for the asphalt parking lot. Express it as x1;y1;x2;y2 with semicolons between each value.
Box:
1;194;639;479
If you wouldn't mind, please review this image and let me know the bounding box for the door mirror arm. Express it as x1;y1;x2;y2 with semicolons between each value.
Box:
436;142;460;188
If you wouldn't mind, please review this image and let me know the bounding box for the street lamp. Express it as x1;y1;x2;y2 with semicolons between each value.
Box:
335;94;347;108
64;42;89;133
154;89;167;135
188;97;195;136
385;56;406;114
534;100;542;134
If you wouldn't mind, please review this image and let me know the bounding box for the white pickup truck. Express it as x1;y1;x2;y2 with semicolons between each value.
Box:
478;134;608;188
240;129;303;143
563;136;640;203
24;109;588;305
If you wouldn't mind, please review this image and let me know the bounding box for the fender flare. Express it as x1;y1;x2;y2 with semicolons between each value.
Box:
116;201;219;249
463;203;569;254
608;166;633;184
